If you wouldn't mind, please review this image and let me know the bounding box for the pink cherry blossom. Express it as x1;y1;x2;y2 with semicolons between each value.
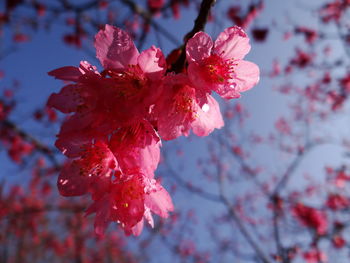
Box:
119;175;173;236
85;174;173;236
303;249;327;263
95;25;139;70
57;141;117;197
332;235;346;249
48;25;175;236
48;24;260;237
154;74;224;140
109;120;161;177
94;29;166;125
292;203;328;235
186;26;259;99
48;26;167;156
326;194;350;210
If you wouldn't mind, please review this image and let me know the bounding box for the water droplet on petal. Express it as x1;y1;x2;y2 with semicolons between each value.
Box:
202;103;210;112
61;179;69;185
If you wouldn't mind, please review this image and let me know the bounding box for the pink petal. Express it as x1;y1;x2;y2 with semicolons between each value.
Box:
187;63;212;94
192;95;224;136
110;121;161;177
144;208;154;228
232;60;260;93
158;120;190;140
60;111;94;134
95;25;139;69
57;142;116;197
79;61;100;75
90;174;112;201
55;115;95;157
186;31;213;62
55;134;90;158
214;26;251;60
114;142;160;178
145;183;174;218
155;74;196;140
131;219;145;236
157;117;191;140
57;161;91;196
138;46;166;80
213;87;241;100
124;219;144;236
86;196;112;236
116;199;145;228
48;66;82;82
47;84;83;113
210;79;242;100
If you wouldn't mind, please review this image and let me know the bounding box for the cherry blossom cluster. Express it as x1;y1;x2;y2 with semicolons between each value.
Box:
48;24;259;236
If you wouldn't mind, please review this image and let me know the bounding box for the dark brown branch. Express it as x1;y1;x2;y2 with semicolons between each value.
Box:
219;191;272;263
4;204;86;219
215;142;272;263
58;0;100;13
184;0;216;41
163;152;222;203
272;142;314;195
1;119;60;168
171;0;216;73
271;194;289;263
216;130;270;196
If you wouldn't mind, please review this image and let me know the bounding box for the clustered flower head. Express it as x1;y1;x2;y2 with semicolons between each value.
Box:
48;24;259;236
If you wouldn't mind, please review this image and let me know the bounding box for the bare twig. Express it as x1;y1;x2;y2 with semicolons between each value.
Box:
1;119;60;168
171;0;216;73
216;139;272;263
219;190;272;263
121;0;181;46
163;151;222;203
272;142;314;195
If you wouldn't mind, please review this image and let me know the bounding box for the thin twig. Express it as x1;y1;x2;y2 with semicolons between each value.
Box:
121;0;181;46
1;119;60;168
219;191;272;263
272;142;314;195
216;141;272;263
163;152;222;203
171;0;216;73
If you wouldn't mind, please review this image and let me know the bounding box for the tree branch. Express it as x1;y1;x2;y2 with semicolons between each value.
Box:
121;0;181;46
171;0;216;73
1;119;60;168
217;153;272;263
